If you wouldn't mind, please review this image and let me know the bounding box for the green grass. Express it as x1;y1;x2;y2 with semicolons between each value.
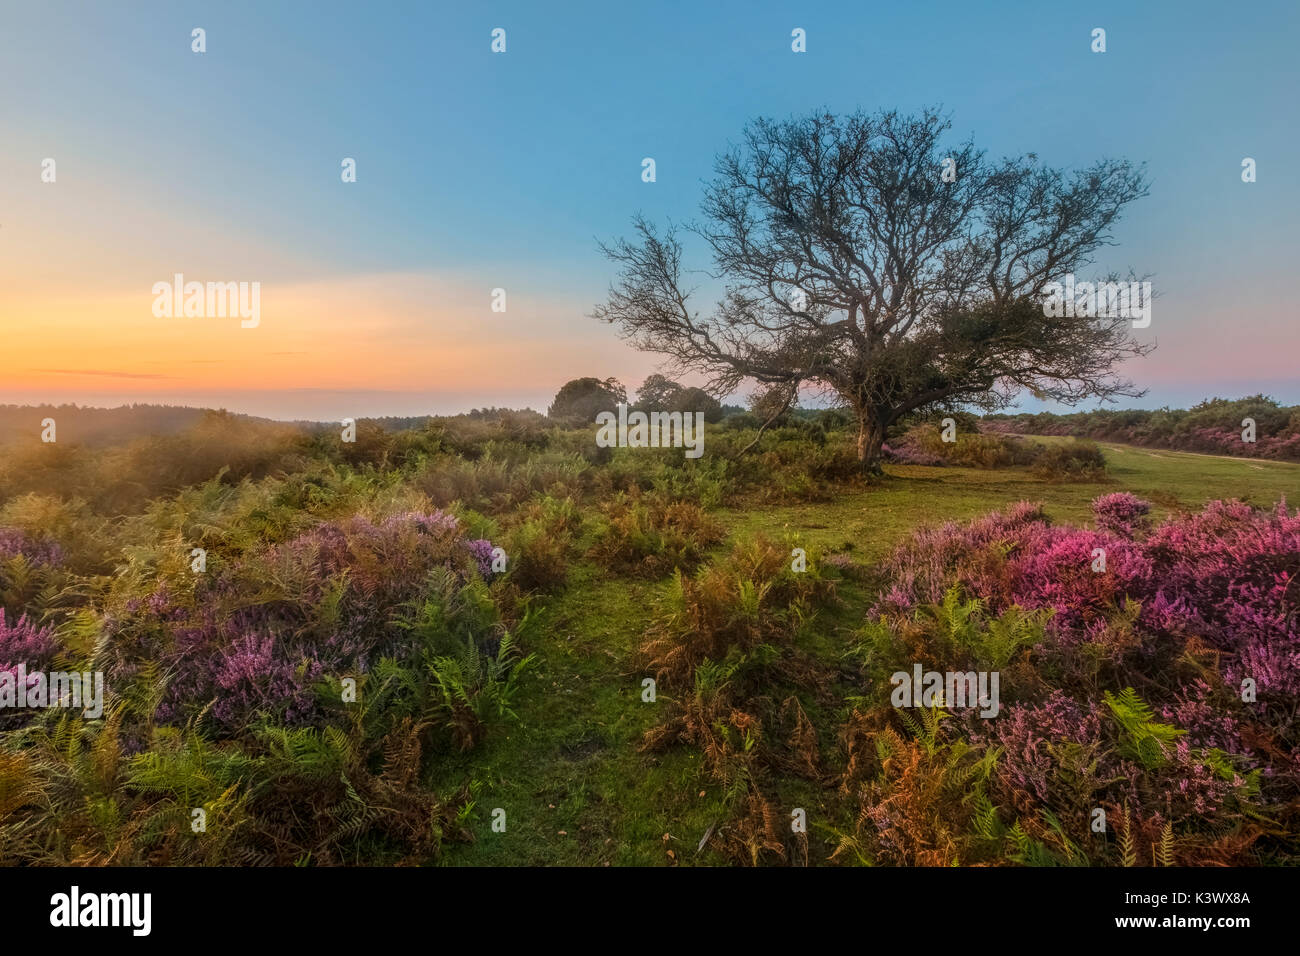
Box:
429;443;1299;865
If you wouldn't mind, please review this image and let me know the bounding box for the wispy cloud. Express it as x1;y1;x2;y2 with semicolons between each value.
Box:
32;369;174;380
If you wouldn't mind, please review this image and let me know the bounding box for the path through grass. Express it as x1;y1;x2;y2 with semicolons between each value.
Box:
433;445;1299;865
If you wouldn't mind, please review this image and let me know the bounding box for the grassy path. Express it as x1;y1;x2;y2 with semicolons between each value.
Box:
430;447;1299;865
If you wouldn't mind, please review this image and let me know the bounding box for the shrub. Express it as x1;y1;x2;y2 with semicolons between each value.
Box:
641;534;836;688
1030;440;1107;481
881;442;945;467
504;499;575;592
105;509;513;734
847;497;1298;865
588;494;724;577
893;424;1037;469
1092;492;1152;537
0;529;63;568
0;610;60;677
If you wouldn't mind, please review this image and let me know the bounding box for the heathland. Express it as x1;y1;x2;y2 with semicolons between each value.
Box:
0;405;1296;866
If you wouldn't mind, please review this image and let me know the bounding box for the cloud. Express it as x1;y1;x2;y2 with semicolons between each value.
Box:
31;369;174;380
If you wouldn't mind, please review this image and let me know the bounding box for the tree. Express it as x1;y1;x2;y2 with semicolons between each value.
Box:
670;386;723;423
633;374;683;410
547;377;627;424
593;108;1153;474
634;375;723;423
747;386;795;428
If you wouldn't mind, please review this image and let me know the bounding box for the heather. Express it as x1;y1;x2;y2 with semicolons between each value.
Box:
1091;491;1152;537
0;498;533;863
834;495;1297;864
0;529;64;568
985;395;1300;462
122;508;527;734
0;611;59;680
0;404;1296;866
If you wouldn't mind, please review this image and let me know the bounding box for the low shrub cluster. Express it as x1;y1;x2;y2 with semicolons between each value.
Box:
1028;440;1108;482
884;424;1106;480
640;536;841;864
0;507;533;864
985;395;1300;461
833;495;1300;865
588;493;725;578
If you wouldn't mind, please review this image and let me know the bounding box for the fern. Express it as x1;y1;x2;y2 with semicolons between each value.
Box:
898;702;949;757
1103;687;1185;769
1006;819;1069;867
977;606;1050;668
969;786;1006;844
1156;820;1175;867
256;725;350;783
1118;804;1137;867
1039;809;1082;864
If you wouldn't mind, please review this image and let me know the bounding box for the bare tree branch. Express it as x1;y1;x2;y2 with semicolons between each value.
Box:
593;108;1151;474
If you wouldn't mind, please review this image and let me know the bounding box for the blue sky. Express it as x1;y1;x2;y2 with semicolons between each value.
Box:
2;0;1297;418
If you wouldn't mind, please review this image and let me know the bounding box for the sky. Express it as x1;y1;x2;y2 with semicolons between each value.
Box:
1;0;1297;420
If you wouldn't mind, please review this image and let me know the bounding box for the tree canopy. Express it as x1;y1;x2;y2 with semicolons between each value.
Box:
547;377;627;424
595;108;1152;471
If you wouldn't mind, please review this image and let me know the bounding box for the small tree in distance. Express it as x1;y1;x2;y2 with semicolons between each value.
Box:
547;377;627;425
594;107;1154;474
633;374;682;410
633;375;724;423
671;387;723;423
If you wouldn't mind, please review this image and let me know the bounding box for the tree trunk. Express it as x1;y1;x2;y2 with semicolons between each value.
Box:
856;411;886;477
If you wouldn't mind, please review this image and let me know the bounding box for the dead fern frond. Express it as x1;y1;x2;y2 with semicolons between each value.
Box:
1118;803;1137;867
1156;820;1174;867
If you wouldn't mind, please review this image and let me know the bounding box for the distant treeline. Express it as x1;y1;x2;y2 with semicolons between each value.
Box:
0;403;273;447
982;396;1300;461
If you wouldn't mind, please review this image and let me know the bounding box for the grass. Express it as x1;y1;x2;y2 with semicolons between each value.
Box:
425;442;1300;865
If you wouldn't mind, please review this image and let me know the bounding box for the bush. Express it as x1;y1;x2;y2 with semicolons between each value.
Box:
1029;440;1107;481
839;497;1299;865
881;442;946;467
503;498;577;592
0;501;528;865
893;424;1036;469
1092;492;1152;537
588;494;725;577
641;534;837;688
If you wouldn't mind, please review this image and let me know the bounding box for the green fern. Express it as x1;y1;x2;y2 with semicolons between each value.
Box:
897;702;949;757
969;785;1006;844
1103;687;1185;769
1006;821;1054;866
1039;808;1082;864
